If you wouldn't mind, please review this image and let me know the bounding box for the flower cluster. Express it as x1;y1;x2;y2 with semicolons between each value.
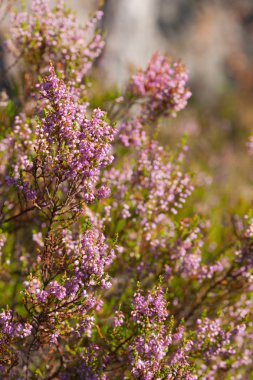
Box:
131;287;168;323
4;66;114;216
35;66;114;202
129;52;192;121
0;310;32;338
6;0;104;83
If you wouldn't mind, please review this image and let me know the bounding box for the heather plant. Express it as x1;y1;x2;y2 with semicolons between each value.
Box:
1;1;253;379
6;0;104;83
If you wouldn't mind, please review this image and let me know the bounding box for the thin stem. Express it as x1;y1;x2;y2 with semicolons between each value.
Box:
1;206;36;225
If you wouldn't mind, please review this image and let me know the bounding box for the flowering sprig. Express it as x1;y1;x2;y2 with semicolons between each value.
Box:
2;66;115;229
6;0;104;84
129;52;192;121
0;60;115;377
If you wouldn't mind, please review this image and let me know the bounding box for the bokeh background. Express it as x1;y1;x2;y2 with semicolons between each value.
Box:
1;0;253;222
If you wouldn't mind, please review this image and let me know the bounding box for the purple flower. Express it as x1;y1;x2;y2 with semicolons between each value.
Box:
7;0;105;83
47;281;66;301
129;52;191;121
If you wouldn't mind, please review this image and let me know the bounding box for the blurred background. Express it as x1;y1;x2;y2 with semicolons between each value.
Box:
1;0;253;221
101;0;253;221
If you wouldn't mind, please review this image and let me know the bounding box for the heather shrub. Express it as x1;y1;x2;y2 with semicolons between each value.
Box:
0;1;253;379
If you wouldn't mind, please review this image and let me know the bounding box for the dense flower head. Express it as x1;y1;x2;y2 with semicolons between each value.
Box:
47;280;67;300
6;0;104;83
36;66;114;188
128;300;195;380
4;66;115;208
129;52;191;121
129;328;172;379
0;310;32;338
132;287;168;323
78;227;115;289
